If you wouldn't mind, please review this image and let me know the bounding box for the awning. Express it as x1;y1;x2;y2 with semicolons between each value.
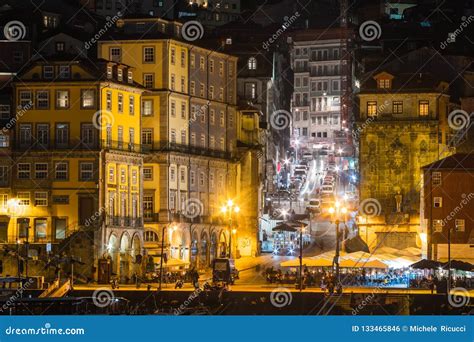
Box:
153;257;190;268
280;258;333;268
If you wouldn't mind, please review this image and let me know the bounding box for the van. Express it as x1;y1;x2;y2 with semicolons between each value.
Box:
321;185;334;194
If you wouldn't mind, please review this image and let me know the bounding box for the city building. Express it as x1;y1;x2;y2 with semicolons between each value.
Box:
1;58;145;282
357;69;452;251
288;28;354;154
98;28;262;270
421;153;474;262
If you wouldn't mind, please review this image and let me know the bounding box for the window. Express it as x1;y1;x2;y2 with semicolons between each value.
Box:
180;49;185;67
18;164;30;179
56;90;69;108
209;59;214;73
190;81;195;95
107;66;112;79
117;68;123;81
35;163;48;179
34;218;47;241
144;74;154;88
118;93;123;112
55;162;68;180
169;101;177;117
19;124;32;146
210;136;215;149
200;57;205;70
105;91;112;111
181;102;186;119
219;62;224;76
200;134;205;147
432;219;443;233
455;219;465;232
219;111;225;127
143;47;155;63
181;76;185;92
209;86;214;99
129;95;135;115
0;132;10;148
129;128;135;149
210;110;215;124
118;126;124;148
35;192;48;206
143;167;153;180
81;89;95;108
80;163;94;181
180;168;185;182
367;101;377;117
19;91;32;108
55;41;65;52
0;166;8;185
190;171;195;185
248;57;257;70
434;197;442;208
36;91;49;109
190;54;195;68
245;83;257;99
55;123;69;147
81;124;95;146
106;124;112;146
127;71;133;83
108;167;115;183
191;133;196;145
54;219;66;240
144;230;158;241
378;79;391;89
171;48;176;64
200;83;205;97
120;168;126;183
43;66;54;79
392;101;403;114
220;137;225;150
142;129;153;145
142;100;153;116
170;74;175;90
199;172;204;186
18;192;30;206
170;129;176;143
181;129;186;144
52;195;69;204
59;65;70;79
110;47;121;62
170;166;176;181
419;101;429;116
143;196;154;220
36;124;49;146
432;172;441;186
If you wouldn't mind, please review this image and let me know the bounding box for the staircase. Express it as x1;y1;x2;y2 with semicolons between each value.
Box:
38;279;71;298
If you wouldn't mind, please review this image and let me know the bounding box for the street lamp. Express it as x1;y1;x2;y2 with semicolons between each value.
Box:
328;199;348;290
221;200;240;258
159;223;177;291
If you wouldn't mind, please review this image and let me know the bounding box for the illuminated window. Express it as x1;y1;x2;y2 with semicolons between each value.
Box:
432;172;441;186
367;101;377;117
378;79;390;89
392;101;403;114
55;162;68;180
56;90;69;108
455;219;465;232
17;192;30;206
419;101;429;116
432;219;443;232
248;57;257;70
433;197;442;208
35;163;48;179
35;192;48;206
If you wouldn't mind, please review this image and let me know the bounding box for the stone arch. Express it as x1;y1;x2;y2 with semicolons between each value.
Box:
218;230;227;258
200;230;209;268
118;232;131;282
169;228;183;260
209;231;218;264
190;229;199;267
181;227;191;262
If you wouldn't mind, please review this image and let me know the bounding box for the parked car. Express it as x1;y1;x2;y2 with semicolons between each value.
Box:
321;185;334;194
306;198;321;213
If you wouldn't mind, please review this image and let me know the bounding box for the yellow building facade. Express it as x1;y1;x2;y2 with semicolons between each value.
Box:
2;59;145;282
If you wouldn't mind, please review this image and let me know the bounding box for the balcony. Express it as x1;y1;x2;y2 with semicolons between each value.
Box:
106;215;143;228
14;139;100;152
154;141;233;159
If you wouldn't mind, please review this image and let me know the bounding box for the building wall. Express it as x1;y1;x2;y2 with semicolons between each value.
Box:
357;89;450;251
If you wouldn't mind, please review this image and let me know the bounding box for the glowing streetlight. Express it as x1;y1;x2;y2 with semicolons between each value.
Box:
221;200;240;258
